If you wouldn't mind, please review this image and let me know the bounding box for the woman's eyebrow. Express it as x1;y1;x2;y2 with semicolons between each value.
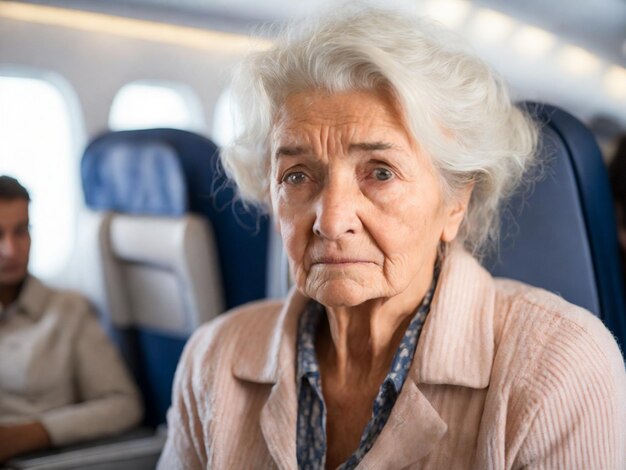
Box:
274;142;394;159
349;142;394;152
274;145;310;158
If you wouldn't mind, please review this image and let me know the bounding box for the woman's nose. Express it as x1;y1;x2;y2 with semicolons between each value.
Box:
312;178;360;240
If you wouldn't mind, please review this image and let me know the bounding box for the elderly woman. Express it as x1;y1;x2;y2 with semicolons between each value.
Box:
159;7;626;469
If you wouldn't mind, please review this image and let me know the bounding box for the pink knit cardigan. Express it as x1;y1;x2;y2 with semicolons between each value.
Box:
159;248;626;469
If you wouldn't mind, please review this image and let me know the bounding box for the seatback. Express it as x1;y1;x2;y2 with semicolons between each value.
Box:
81;132;231;425
102;213;223;426
85;128;270;310
483;103;626;351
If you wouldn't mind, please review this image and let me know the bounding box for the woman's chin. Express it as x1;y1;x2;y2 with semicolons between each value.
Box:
303;279;379;308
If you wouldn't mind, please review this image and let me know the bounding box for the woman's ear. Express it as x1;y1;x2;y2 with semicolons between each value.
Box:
441;183;474;243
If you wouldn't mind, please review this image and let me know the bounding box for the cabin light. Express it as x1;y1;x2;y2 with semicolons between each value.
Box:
469;9;515;43
604;66;626;100
423;0;471;30
558;45;601;76
512;25;556;58
0;2;272;53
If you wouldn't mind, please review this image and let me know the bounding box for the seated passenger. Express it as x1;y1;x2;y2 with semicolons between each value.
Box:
159;7;626;469
0;176;142;462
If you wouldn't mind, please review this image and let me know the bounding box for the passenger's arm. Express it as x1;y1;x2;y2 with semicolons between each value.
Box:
0;421;51;462
38;308;143;446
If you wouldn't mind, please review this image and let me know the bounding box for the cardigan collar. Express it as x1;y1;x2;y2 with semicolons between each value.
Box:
231;248;496;469
411;247;496;388
232;247;496;389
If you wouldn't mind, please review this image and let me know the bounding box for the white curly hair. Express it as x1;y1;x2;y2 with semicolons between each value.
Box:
220;5;538;257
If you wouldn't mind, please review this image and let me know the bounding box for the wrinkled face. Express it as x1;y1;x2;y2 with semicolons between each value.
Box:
270;89;467;308
0;199;31;287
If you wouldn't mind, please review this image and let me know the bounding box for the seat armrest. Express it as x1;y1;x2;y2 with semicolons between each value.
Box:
4;428;166;470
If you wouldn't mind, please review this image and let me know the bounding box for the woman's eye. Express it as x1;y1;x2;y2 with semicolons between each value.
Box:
372;168;394;181
283;171;307;185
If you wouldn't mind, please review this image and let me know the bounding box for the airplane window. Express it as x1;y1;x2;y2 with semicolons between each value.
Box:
0;75;77;278
212;88;242;147
109;80;204;131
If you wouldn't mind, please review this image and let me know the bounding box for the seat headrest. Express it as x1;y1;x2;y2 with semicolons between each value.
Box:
485;102;625;327
82;139;187;215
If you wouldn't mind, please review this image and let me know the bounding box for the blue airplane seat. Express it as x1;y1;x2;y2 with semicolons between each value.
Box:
84;128;270;310
483;102;626;353
81;129;268;427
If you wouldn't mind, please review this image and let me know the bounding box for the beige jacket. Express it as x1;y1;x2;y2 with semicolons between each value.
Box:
0;276;143;446
159;249;626;469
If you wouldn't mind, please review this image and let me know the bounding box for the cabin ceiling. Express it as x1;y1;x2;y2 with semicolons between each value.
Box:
17;0;626;68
